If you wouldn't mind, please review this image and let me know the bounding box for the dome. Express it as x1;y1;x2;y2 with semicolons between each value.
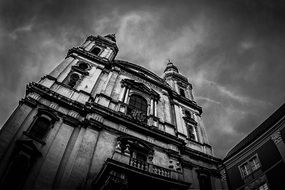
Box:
164;60;179;73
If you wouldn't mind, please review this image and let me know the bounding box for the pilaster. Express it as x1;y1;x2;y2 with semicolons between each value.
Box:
271;130;285;161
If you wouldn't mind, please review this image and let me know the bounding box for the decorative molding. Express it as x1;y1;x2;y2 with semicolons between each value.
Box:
49;102;59;110
68;110;80;119
271;131;283;144
120;70;163;93
220;169;227;182
86;113;104;123
121;79;160;100
27;92;41;101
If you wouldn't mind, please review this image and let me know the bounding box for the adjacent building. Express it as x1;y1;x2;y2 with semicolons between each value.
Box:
0;34;226;190
223;103;285;190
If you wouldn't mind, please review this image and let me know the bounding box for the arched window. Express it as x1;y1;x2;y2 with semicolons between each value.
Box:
29;115;52;140
179;88;186;97
27;109;58;141
91;47;101;55
127;94;148;122
187;124;196;141
78;62;89;71
67;73;80;88
184;110;191;118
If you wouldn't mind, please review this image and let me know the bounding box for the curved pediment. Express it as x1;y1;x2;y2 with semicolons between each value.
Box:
114;60;168;88
121;79;160;99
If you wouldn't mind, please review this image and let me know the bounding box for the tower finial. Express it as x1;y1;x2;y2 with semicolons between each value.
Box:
164;59;179;73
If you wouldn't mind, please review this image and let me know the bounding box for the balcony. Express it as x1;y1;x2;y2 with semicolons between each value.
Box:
129;158;171;178
111;148;185;183
93;157;190;190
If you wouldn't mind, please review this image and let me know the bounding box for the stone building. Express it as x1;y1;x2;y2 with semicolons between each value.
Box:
222;103;285;190
0;34;226;189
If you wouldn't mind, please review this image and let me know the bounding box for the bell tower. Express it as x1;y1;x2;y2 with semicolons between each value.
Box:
163;61;194;101
163;60;211;153
82;34;118;61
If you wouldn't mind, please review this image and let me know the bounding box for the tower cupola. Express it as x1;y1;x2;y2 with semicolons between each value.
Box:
164;60;179;73
163;60;194;101
81;33;119;61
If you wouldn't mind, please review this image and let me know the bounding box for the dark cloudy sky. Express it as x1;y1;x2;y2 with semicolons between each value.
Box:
0;0;285;158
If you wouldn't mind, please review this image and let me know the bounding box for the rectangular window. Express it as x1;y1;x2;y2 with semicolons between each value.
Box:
249;156;260;171
187;124;196;141
239;154;261;178
179;88;186;97
258;183;269;190
240;164;249;177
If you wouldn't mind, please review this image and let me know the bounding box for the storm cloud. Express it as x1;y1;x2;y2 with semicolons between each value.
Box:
0;0;285;158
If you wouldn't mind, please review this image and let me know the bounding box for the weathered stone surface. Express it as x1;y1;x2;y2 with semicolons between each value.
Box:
33;123;73;189
0;34;225;190
63;128;98;189
0;104;33;161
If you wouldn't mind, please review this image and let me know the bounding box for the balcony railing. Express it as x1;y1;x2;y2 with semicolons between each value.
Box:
129;158;171;178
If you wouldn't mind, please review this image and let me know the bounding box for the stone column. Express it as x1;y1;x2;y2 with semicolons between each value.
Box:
187;85;192;100
81;40;91;48
102;70;119;97
85;42;95;51
150;99;154;115
154;100;158;117
124;89;130;103
119;86;127;102
193;126;199;142
174;81;179;93
271;131;285;161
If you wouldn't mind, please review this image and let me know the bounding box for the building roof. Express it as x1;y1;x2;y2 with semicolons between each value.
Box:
224;103;285;160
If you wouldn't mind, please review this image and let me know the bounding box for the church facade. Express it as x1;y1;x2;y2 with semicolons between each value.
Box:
0;34;227;189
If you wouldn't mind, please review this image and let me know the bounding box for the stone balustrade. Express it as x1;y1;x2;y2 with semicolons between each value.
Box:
129;158;171;178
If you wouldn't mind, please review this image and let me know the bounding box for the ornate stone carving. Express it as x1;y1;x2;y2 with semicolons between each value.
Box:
129;109;147;123
86;113;104;123
121;79;160;99
115;141;122;152
28;92;41;101
220;169;227;182
271;131;283;144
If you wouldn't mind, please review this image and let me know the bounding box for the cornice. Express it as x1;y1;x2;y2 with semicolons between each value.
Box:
26;82;87;114
164;72;189;84
223;118;285;167
86;35;119;52
114;60;170;90
224;104;285;162
85;102;185;147
25;82;180;146
171;91;202;114
67;47;111;69
183;116;198;126
121;78;160;100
